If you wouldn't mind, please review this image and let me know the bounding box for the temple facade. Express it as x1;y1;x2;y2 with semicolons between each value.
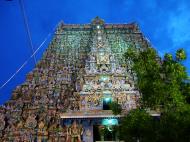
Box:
0;17;150;142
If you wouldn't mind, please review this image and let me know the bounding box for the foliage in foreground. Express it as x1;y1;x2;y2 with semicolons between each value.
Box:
109;101;122;115
124;46;190;109
119;107;190;142
120;109;156;142
112;46;190;142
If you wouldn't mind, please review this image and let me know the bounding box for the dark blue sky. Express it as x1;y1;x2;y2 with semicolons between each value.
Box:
0;0;190;104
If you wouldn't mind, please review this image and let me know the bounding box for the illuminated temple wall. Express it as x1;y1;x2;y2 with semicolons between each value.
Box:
0;17;151;141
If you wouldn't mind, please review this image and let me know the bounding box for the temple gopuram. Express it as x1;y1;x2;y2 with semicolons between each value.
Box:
0;17;151;142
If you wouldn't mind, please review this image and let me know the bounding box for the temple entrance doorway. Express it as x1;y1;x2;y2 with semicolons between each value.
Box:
93;125;101;142
93;125;117;142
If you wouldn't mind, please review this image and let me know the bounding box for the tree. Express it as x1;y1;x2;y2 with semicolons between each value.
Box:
157;105;190;142
114;46;190;141
124;46;190;110
109;101;122;115
120;109;156;142
125;46;164;108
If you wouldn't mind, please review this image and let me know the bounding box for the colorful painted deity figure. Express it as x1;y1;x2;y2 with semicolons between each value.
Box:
0;113;5;131
85;128;92;142
67;121;83;142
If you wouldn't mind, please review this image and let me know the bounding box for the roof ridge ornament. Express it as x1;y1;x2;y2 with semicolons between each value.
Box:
91;16;105;25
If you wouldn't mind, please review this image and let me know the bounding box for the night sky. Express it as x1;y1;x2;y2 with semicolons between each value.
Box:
0;0;190;104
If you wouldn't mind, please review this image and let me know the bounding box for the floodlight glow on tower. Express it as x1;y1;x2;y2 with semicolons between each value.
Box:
101;119;118;126
104;97;111;103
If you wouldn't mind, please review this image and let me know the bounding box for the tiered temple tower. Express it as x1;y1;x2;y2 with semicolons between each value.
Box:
0;17;150;142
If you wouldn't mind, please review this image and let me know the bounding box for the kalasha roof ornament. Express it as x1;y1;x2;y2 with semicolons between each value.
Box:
91;16;105;25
